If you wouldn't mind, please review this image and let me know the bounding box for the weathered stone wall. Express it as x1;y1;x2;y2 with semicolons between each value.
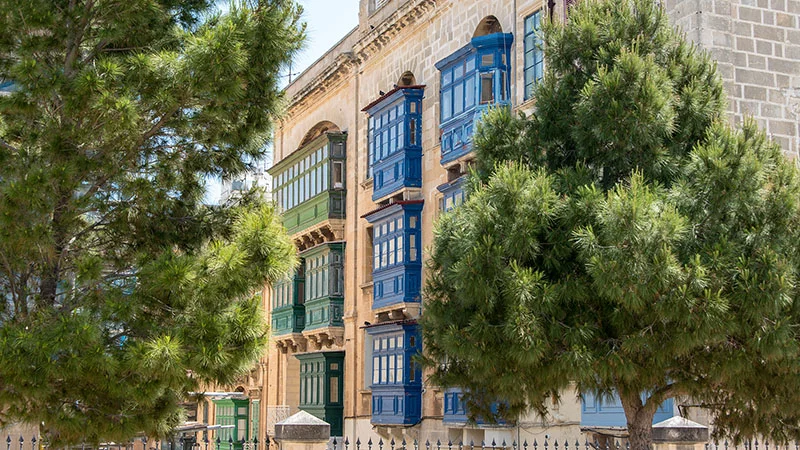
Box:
264;0;800;443
667;0;800;158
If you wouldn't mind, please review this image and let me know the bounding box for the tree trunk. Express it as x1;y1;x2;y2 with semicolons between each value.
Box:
619;390;658;450
627;410;656;450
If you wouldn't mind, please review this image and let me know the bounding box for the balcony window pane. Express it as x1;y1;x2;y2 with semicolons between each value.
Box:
481;72;494;104
465;76;475;108
442;89;452;121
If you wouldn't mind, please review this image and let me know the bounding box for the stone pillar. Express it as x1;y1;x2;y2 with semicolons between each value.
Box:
652;417;710;450
274;411;331;450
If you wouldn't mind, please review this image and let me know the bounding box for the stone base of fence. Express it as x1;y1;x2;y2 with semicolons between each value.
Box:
653;417;709;450
273;411;331;450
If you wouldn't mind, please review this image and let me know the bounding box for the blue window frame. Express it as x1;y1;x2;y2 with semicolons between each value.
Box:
364;87;424;200
524;10;544;100
436;32;513;165
438;177;466;212
440;57;477;122
366;322;423;425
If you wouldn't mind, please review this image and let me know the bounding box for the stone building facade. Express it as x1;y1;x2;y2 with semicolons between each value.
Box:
199;0;799;446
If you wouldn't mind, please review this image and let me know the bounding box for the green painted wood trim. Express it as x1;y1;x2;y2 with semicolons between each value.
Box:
269;132;346;175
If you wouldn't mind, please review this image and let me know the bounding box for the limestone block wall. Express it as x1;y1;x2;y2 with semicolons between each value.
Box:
667;0;800;159
265;0;799;444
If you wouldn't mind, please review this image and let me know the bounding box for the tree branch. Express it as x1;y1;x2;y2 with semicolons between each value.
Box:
0;139;19;153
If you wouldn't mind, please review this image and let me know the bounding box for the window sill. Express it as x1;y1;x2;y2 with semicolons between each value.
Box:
360;281;374;290
361;177;374;189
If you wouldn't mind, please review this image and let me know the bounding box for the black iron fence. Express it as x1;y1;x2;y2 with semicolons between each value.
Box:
6;435;800;450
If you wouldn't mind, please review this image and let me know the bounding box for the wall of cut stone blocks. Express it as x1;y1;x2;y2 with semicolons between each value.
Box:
667;0;800;159
264;0;799;443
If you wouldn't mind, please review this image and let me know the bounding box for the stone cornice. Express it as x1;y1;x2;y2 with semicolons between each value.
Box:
284;0;438;120
285;52;358;120
352;0;437;64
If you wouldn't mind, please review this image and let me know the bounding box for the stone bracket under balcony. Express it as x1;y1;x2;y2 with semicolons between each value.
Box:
373;302;421;322
275;333;307;354
302;326;345;350
293;219;345;252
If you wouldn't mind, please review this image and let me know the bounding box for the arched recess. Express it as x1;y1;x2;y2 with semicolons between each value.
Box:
298;121;341;149
472;15;503;38
397;71;417;87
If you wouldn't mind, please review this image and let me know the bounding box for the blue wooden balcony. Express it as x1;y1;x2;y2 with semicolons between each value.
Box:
366;321;423;426
581;391;675;427
363;201;423;310
363;86;424;201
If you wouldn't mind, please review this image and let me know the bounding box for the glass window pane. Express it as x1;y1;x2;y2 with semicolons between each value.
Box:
465;75;475;108
481;72;494;104
333;161;344;189
397;236;403;263
330;377;339;403
454;82;464;115
441;89;452;121
388;355;395;383
396;354;403;382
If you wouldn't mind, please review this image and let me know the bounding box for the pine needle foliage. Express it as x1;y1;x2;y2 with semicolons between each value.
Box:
423;0;800;448
0;0;303;444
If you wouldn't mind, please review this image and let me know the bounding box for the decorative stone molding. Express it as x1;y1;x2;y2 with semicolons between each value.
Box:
285;0;437;120
302;327;346;350
292;219;346;252
372;302;421;322
275;333;308;354
353;0;437;64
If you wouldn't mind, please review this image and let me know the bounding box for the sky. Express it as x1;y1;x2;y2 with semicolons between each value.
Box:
205;0;360;203
286;0;360;86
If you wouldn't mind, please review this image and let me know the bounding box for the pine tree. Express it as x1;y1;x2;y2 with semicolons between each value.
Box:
0;0;303;444
422;1;800;449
